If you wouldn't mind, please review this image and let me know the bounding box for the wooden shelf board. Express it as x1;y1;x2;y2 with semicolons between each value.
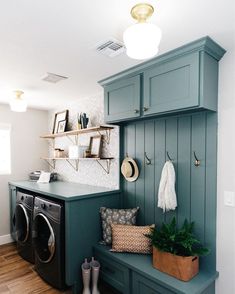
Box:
41;157;114;161
40;125;114;139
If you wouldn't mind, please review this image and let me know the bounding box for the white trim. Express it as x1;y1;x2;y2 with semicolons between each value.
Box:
0;234;14;245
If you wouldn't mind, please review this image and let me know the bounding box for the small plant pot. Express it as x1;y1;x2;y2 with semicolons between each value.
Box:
152;247;199;281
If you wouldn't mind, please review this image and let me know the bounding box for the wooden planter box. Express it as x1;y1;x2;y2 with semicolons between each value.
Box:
152;247;199;281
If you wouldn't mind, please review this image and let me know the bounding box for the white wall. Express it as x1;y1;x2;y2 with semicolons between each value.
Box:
216;40;235;292
48;93;119;189
0;104;48;243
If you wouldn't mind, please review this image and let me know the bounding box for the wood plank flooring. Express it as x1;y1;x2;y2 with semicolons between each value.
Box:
0;243;117;294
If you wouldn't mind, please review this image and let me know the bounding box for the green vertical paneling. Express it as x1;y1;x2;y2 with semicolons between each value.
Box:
165;118;178;223
123;126;128;208
125;124;136;208
204;112;217;270
177;116;191;226
154;119;166;226
121;111;217;272
135;122;145;224
191;113;206;243
144;121;155;225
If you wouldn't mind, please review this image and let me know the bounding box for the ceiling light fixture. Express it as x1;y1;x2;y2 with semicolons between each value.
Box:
10;90;27;112
123;3;162;60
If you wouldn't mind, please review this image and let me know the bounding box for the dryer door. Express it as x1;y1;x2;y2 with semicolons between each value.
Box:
15;203;29;243
34;213;55;263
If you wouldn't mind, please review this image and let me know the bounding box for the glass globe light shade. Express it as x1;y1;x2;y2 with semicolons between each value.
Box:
10;95;27;112
123;22;162;60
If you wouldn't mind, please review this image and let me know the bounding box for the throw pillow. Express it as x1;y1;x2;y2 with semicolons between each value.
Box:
111;224;154;254
100;207;139;245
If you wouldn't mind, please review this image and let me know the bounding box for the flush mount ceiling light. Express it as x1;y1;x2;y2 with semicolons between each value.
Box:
123;3;162;60
9;90;27;112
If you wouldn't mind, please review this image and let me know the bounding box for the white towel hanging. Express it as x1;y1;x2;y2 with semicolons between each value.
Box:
157;160;177;212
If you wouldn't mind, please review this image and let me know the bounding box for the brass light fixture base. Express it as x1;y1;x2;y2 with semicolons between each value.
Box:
15;90;24;99
131;3;154;23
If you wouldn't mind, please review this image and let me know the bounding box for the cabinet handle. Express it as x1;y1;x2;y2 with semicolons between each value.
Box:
143;107;149;112
134;109;139;113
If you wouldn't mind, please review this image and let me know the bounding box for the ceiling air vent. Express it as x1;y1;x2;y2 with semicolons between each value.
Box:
95;38;125;57
42;72;68;83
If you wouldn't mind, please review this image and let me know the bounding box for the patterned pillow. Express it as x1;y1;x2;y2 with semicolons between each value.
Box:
100;207;139;245
111;224;154;254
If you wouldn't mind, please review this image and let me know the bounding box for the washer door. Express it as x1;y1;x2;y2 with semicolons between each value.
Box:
15;203;29;243
34;213;55;263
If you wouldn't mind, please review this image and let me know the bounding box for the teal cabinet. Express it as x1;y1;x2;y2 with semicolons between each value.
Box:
104;75;141;122
143;51;220;116
96;252;130;294
143;52;200;115
9;181;121;294
9;184;16;240
132;272;175;294
94;244;218;294
99;37;225;123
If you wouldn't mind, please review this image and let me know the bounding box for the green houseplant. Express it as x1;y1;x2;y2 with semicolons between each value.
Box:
146;217;209;281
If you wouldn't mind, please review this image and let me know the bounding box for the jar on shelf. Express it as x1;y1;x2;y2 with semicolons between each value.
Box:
54;148;64;158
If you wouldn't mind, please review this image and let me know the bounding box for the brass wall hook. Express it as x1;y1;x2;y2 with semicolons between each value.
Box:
193;151;200;167
144;152;151;165
166;151;174;161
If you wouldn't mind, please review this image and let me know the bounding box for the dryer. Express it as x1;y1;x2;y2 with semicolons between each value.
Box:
33;196;65;289
15;191;34;263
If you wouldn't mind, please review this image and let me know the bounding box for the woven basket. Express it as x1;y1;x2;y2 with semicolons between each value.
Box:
152;247;199;281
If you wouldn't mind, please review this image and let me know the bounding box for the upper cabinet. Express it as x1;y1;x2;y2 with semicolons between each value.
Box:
104;75;141;122
99;37;226;123
143;52;200;115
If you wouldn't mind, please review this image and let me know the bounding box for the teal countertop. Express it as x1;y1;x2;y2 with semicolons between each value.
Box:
9;181;120;202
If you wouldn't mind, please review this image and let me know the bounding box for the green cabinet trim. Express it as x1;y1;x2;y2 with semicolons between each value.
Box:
99;36;225;86
9;184;16;241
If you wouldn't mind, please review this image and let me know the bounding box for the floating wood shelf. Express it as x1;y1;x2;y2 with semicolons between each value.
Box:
40;125;114;144
41;157;114;173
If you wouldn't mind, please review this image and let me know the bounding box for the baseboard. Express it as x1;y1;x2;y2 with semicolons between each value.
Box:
0;234;14;245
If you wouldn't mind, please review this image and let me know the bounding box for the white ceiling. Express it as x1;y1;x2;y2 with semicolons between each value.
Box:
0;0;234;110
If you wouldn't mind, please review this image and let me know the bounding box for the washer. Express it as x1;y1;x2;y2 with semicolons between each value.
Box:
15;191;34;263
33;197;65;289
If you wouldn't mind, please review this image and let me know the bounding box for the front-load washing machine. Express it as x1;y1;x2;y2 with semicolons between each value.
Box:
33;196;65;289
15;190;34;263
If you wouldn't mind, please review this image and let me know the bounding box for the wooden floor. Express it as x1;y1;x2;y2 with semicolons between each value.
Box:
0;243;116;294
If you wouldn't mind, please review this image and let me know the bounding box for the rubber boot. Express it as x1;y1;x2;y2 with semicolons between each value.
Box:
90;257;100;294
81;258;91;294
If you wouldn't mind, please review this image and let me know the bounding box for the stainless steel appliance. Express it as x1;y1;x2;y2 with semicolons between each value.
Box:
15;191;34;263
33;197;65;289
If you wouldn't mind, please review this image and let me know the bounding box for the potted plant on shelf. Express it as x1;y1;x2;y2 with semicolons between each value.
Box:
146;217;209;281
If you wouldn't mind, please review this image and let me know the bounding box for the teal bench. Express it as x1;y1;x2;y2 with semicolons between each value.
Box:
94;244;218;294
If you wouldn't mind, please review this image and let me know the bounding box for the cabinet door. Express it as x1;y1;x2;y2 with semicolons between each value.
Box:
96;253;130;294
132;272;175;294
143;52;200;116
104;75;141;123
9;185;16;240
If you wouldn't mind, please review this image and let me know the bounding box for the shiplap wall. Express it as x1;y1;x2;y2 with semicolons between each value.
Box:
122;111;217;271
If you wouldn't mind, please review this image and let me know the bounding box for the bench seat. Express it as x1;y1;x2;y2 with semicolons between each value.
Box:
94;244;218;294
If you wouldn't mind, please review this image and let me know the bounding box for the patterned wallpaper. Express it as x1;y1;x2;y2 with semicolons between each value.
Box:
48;93;119;189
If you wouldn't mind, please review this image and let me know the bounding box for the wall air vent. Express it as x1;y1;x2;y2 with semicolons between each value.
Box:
95;38;125;57
41;72;68;83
